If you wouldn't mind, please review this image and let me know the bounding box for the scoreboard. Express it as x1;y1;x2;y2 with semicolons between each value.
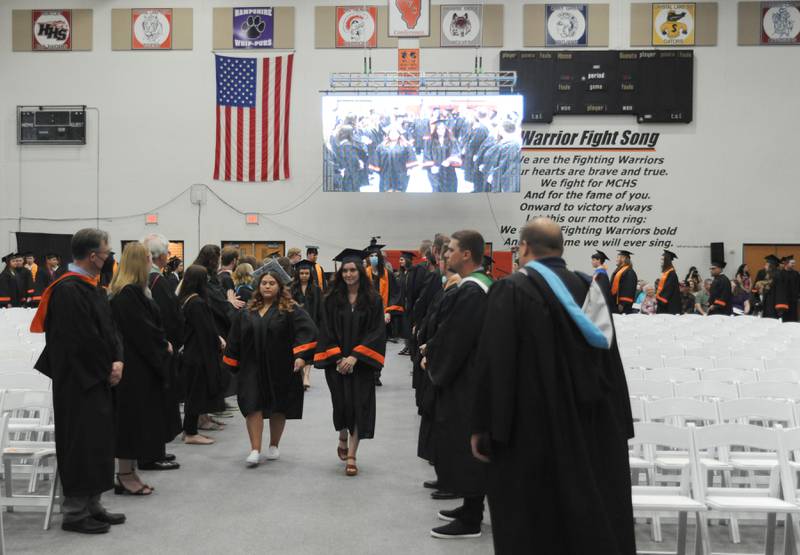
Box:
500;50;693;124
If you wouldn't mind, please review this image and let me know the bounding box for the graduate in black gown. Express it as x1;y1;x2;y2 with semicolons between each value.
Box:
314;249;386;477
369;126;417;192
656;249;682;314
590;250;612;304
471;218;635;555
178;266;226;445
33;253;65;304
109;243;171;495
485;120;522;193
164;256;182;291
142;234;184;470
31;228;126;534
224;268;317;467
426;230;493;539
14;253;35;306
462;112;490;187
784;256;800;322
760;255;784;319
292;259;322;390
0;253;23;308
333;125;368;193
707;260;733;316
394;251;415;354
306;246;326;292
610;250;638;314
365;239;403;353
423;121;461;193
232;263;255;304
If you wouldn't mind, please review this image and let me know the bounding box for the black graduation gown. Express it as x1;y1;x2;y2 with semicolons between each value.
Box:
656;267;682;314
292;283;322;326
473;263;635;555
110;285;170;461
206;277;234;338
334;140;368;193
149;271;184;442
487;139;521;193
771;269;792;321
427;277;490;497
593;268;613;308
473;135;497;193
411;117;429;154
315;293;385;439
370;143;416;192
463;124;489;184
423;138;460;192
225;306;317;418
707;274;733;316
218;270;235;294
235;284;254;304
34;266;65;302
34;275;122;498
0;269;22;308
611;265;638;314
16;267;35;306
785;269;800;322
411;268;443;400
393;270;411;340
180;296;225;414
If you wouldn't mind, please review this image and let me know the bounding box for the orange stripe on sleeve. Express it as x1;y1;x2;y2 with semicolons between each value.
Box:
619;297;634;303
222;355;239;367
776;304;789;310
353;345;385;365
656;295;668;304
385;305;405;313
0;297;10;302
314;347;342;362
713;300;727;307
293;342;318;355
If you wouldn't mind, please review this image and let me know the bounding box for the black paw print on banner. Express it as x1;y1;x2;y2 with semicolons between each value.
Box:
242;15;266;39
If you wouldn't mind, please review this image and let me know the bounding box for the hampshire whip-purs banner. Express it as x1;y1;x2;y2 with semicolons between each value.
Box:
440;4;483;47
32;9;72;51
131;8;172;49
761;2;800;44
233;7;274;49
545;4;588;46
389;0;430;37
652;3;695;46
335;6;378;48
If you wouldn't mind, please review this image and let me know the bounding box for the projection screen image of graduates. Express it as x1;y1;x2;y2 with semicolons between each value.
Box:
322;95;523;193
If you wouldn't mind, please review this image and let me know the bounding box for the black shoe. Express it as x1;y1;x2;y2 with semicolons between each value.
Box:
138;460;180;471
398;347;410;356
375;376;383;387
431;490;460;500
437;507;464;522
423;480;438;489
430;519;481;539
61;516;110;534
163;453;176;462
90;510;126;525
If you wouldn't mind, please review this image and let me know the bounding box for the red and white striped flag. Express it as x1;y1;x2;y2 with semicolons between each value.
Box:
213;53;294;182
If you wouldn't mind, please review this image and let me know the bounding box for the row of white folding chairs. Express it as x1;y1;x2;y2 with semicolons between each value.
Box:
625;367;800;386
619;345;800;359
624;354;800;371
629;379;800;402
630;422;800;554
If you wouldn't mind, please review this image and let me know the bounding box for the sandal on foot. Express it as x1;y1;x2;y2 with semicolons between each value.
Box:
337;439;348;461
345;457;358;477
114;473;153;496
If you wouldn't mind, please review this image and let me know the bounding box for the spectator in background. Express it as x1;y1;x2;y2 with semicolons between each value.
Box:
233;263;255;304
640;285;657;315
685;266;701;284
287;248;302;265
634;280;648;305
735;263;752;292
680;281;696;315
164;257;182;290
218;247;240;301
694;279;711;315
731;281;751;315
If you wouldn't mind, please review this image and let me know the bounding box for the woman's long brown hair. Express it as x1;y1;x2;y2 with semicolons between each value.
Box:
248;271;295;313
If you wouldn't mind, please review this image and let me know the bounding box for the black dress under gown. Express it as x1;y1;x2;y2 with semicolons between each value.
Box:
224;305;317;419
315;293;386;439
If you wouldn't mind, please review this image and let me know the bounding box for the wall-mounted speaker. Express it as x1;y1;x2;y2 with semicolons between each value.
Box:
710;242;725;264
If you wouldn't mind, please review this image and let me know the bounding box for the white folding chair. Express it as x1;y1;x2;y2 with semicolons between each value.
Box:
626;368;644;382
701;368;758;384
766;357;800;371
629;380;674;400
714;357;765;371
674;381;739;402
665;356;716;370
646;368;700;384
759;368;800;383
691;424;800;553
630;422;710;554
0;374;50;391
739;381;800;402
626;355;665;370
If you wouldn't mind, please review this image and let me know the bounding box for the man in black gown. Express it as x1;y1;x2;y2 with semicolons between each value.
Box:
31;228;125;534
471;217;635;554
0;253;23;308
426;230;492;539
656;249;682;314
142;233;183;471
611;250;638;314
707;260;733;316
33;253;65;303
590;250;611;298
785;255;800;322
306;246;326;291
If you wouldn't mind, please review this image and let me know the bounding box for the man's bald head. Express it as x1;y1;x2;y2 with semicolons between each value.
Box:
520;217;564;258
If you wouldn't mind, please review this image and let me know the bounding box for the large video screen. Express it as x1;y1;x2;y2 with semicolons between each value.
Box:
322;95;523;193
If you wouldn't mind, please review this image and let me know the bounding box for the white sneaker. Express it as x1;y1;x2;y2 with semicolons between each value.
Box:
265;446;280;460
245;450;260;467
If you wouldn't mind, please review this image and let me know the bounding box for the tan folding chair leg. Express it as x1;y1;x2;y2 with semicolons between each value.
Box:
43;470;59;531
2;461;11;515
676;511;688;555
766;513;777;555
695;512;711;555
783;514;798;555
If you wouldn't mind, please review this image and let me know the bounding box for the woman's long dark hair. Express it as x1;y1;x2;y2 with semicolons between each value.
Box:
736;264;749;278
178;265;208;304
248;272;295;313
325;261;377;311
193;245;221;277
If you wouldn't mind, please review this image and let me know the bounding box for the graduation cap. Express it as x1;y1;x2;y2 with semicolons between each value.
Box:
400;251;416;261
663;249;678;261
305;245;319;255
22;251;34;258
591;250;609;263
365;237;385;253
710;260;727;269
765;254;781;265
333;248;367;264
253;258;292;285
2;253;14;264
294;259;316;271
618;250;634;257
45;253;60;259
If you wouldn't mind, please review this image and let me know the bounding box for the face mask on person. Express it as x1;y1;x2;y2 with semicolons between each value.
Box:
369;255;378;268
101;253;115;274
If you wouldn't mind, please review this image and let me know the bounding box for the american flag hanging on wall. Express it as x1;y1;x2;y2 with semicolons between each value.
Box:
214;53;294;182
